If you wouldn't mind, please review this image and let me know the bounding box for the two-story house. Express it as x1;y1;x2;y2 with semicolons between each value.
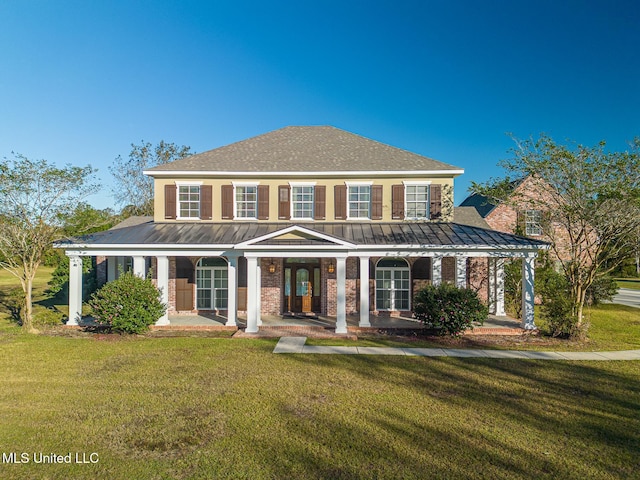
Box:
60;126;547;333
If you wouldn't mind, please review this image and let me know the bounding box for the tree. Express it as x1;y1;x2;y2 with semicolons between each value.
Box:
110;140;192;216
472;135;640;330
0;153;97;332
47;203;118;297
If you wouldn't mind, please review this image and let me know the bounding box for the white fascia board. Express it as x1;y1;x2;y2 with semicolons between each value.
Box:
244;251;348;259
349;246;543;258
62;245;234;256
144;169;465;177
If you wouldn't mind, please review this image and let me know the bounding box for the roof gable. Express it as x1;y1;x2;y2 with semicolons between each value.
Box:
145;126;462;175
237;225;355;248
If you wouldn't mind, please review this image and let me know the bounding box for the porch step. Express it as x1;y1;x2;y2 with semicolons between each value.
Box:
235;325;357;339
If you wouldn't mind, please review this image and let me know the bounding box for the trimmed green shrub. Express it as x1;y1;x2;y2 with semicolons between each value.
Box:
413;283;487;336
88;271;166;334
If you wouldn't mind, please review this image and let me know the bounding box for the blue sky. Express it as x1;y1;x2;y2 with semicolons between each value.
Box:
1;0;638;210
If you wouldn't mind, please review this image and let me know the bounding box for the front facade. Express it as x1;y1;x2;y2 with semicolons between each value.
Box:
60;127;547;333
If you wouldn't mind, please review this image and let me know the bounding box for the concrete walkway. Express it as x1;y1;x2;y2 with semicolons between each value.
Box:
273;336;640;360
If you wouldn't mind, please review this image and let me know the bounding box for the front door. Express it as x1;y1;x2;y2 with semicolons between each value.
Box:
284;259;321;314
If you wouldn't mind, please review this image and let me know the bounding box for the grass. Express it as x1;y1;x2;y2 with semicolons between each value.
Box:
616;278;640;290
0;267;639;478
0;334;639;479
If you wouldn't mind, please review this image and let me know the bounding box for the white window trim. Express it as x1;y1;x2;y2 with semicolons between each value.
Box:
232;182;259;220
289;182;317;220
375;261;411;311
196;265;229;310
402;181;431;220
345;181;373;220
175;181;203;220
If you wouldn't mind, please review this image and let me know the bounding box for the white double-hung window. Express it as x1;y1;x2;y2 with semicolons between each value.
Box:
375;258;410;311
234;183;258;219
291;182;315;219
525;210;543;236
404;181;430;220
177;182;202;219
347;182;372;219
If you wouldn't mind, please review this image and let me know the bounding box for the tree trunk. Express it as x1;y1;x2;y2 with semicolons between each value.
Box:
21;274;39;333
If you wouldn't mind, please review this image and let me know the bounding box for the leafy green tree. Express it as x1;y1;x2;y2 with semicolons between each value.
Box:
0;153;97;332
472;135;640;331
48;203;117;296
110;140;192;216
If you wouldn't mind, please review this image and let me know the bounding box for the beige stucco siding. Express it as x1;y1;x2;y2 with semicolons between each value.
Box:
153;175;455;223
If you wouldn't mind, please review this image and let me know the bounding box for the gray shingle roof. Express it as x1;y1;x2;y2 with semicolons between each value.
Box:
60;221;547;250
453;206;491;228
145;126;462;174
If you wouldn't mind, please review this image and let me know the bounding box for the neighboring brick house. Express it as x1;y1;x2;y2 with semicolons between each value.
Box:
460;175;563;314
57;126;547;333
460;175;568;261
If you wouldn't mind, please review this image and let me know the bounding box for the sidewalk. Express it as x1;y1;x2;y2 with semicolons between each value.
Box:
273;337;640;360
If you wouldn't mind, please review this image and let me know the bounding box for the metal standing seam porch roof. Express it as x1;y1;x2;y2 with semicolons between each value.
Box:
58;219;548;252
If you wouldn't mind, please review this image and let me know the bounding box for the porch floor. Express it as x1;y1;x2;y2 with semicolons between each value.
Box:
161;313;523;335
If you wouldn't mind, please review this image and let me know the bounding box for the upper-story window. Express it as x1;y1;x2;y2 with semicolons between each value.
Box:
235;184;258;219
178;184;200;219
525;210;542;236
404;183;430;219
347;183;371;219
291;184;315;219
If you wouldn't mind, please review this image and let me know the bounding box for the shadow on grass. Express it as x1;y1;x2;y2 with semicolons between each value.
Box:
268;352;640;478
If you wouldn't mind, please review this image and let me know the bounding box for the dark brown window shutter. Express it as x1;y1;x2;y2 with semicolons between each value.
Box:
430;184;442;220
392;184;405;219
221;185;233;219
516;210;525;235
257;185;269;220
200;185;212;220
371;185;383;220
314;185;326;220
334;185;347;220
278;185;290;219
164;184;176;219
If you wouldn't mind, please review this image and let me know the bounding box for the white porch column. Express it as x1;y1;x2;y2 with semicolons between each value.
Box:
257;261;262;326
155;256;170;325
456;257;467;289
246;257;259;333
521;255;536;330
133;256;146;278
107;257;117;282
67;255;83;326
488;258;496;314
359;256;371;327
335;257;347;334
495;258;506;316
226;256;238;327
432;256;442;286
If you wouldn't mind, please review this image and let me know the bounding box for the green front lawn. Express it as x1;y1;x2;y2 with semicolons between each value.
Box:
0;334;638;479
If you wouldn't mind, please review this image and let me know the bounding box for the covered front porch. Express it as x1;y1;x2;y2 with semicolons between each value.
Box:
58;221;548;335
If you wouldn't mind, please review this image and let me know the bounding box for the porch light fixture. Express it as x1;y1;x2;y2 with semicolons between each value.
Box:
327;262;335;274
268;261;276;274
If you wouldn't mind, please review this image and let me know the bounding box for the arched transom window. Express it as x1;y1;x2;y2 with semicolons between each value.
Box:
375;258;410;311
196;257;228;310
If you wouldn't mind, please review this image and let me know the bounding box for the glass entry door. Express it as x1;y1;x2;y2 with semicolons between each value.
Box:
284;259;321;314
